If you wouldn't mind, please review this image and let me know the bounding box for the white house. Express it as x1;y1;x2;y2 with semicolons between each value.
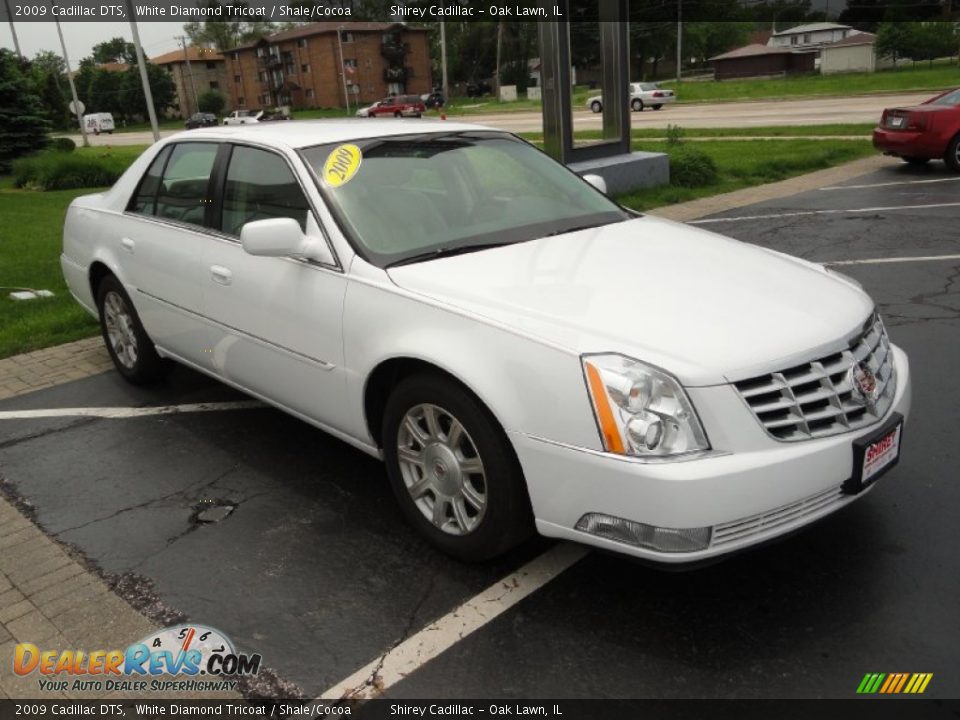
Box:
819;32;895;74
768;22;860;50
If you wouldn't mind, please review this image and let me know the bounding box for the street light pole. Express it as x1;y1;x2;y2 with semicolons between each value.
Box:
676;0;682;83
3;0;21;59
126;0;160;142
440;21;449;100
337;25;350;114
178;35;199;116
53;10;88;147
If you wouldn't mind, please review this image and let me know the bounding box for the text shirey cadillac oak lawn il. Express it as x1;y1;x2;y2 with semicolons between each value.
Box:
60;121;911;563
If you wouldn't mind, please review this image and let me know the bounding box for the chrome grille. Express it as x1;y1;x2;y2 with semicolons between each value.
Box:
734;314;896;441
712;486;845;547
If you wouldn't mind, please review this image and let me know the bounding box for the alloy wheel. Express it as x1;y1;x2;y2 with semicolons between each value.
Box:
103;290;139;369
396;403;488;535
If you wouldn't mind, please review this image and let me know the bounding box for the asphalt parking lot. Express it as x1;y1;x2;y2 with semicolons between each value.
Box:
1;157;958;700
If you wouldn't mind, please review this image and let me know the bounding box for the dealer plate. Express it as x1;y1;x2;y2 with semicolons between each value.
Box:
844;413;904;495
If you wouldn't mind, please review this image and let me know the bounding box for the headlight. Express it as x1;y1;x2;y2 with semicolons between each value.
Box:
582;354;709;457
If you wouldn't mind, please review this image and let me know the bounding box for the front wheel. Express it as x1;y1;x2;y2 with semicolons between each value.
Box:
382;374;533;561
945;135;960;173
97;275;167;385
590;101;602;113
631;98;643;112
394;111;403;118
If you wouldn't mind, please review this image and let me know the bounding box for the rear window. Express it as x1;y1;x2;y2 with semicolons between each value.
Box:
931;89;960;106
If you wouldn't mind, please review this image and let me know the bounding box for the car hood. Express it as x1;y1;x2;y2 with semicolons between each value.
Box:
386;216;874;386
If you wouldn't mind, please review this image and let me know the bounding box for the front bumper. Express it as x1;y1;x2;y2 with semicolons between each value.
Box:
513;344;911;564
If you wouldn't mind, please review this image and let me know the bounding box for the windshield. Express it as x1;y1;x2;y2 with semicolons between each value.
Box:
931;89;960;106
300;132;628;267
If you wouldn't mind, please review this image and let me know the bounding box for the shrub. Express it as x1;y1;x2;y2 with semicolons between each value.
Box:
198;89;226;116
0;49;50;173
51;137;76;153
670;148;719;188
12;151;129;190
665;123;685;146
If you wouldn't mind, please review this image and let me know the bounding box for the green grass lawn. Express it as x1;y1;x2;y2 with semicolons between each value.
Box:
520;123;874;143
0;136;874;358
616;138;875;211
663;63;958;104
0;187;100;357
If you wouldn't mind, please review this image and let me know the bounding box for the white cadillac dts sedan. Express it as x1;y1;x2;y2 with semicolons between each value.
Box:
61;121;910;563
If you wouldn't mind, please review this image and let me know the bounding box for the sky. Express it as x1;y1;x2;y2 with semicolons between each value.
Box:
0;21;187;66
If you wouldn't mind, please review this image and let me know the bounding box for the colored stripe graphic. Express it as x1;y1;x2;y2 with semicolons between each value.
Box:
857;673;932;694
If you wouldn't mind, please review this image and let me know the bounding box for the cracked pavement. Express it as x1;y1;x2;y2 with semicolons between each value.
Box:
0;158;957;699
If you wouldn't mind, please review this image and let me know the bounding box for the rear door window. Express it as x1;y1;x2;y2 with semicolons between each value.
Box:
129;146;171;216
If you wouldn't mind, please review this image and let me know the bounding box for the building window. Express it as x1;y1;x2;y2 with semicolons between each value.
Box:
344;58;358;69
259;70;267;82
237;96;245;106
206;61;216;69
233;52;239;60
301;63;310;73
791;35;798;45
234;74;241;84
803;33;811;44
305;88;314;99
340;31;353;43
209;80;219;90
298;38;308;49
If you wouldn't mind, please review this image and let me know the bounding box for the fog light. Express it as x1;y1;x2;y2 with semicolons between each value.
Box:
575;513;711;553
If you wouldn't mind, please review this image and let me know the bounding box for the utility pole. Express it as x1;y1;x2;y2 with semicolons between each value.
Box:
126;0;160;142
336;25;350;114
53;11;88;147
177;35;199;116
676;0;682;83
495;21;503;100
3;0;21;59
440;21;449;100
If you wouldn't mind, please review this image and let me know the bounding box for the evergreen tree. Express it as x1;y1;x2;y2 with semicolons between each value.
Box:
0;49;50;173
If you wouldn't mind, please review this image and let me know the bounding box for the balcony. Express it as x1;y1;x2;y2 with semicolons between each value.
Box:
256;53;282;69
380;41;410;62
383;66;413;83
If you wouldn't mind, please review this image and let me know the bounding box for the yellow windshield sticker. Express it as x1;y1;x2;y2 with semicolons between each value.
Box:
323;144;362;188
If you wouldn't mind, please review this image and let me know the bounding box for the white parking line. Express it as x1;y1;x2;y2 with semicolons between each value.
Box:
828;254;960;266
819;177;960;191
689;202;960;224
320;543;589;700
0;401;265;420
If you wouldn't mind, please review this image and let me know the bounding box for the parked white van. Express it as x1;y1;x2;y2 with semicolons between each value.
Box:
83;113;115;135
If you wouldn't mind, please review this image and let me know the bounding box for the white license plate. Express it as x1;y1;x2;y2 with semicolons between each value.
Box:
888;116;905;128
862;423;902;484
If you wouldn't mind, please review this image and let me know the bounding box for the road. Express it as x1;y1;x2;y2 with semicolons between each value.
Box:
66;91;933;147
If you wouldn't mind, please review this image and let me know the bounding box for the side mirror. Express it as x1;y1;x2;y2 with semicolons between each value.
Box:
240;217;334;265
583;174;607;195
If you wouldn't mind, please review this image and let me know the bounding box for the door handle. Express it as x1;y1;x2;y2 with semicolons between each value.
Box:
121;237;135;252
210;265;233;285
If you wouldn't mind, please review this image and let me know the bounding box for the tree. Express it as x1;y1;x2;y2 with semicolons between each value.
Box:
198;89;226;115
182;6;276;52
908;22;958;66
0;49;50;172
119;63;177;120
684;22;753;66
92;37;137;65
39;71;69;130
88;67;124;118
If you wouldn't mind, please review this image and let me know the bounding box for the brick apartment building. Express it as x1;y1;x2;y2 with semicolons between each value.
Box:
224;22;432;111
152;46;228;118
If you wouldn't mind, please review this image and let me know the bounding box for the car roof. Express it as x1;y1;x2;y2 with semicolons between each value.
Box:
167;118;494;150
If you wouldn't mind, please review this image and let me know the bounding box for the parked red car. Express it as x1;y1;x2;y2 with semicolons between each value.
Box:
873;88;960;172
364;95;426;118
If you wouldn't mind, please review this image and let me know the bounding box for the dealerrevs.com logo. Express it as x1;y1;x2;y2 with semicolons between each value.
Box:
13;624;261;694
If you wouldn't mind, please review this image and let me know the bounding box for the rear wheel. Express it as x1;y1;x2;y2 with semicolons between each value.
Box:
590;101;602;113
96;275;166;385
631;98;643;112
394;111;403;118
945;135;960;173
652;104;663;110
382;374;533;561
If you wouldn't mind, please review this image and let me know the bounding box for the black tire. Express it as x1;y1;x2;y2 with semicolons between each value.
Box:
945;135;960;173
96;275;167;385
394;111;403;118
590;101;602;114
631;98;643;112
903;156;930;165
382;373;533;561
652;104;663;110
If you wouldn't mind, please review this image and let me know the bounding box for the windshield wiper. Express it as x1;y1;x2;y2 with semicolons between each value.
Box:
544;221;616;238
387;243;510;268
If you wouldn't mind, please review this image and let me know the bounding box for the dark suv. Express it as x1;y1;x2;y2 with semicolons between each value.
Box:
184;113;218;129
